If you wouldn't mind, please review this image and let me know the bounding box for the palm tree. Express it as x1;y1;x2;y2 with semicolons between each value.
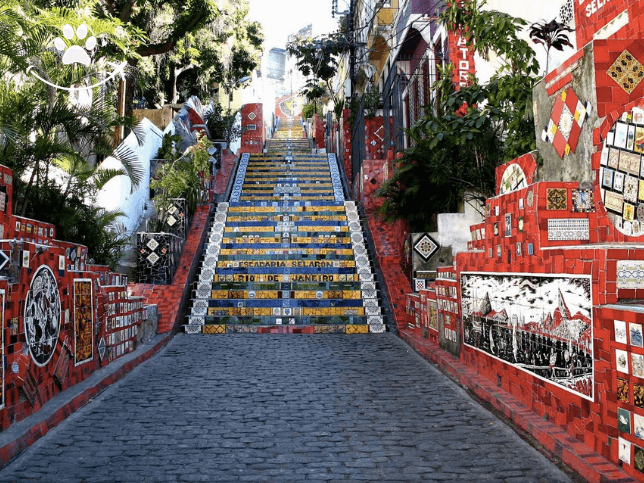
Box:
528;19;574;77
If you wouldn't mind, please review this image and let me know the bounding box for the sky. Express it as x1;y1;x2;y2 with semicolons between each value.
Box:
246;0;342;51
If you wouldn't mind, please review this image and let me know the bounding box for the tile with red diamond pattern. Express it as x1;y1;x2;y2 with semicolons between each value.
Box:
542;87;591;158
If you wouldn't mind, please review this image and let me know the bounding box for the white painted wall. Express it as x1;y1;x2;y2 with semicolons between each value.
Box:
94;117;164;236
436;198;484;257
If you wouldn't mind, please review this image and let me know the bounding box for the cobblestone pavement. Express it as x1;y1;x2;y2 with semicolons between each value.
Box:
1;334;574;483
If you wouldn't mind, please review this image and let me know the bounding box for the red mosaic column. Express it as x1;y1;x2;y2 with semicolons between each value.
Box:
240;103;264;154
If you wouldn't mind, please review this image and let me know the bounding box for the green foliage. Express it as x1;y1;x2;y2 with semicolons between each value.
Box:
129;0;263;104
378;86;501;231
157;133;183;161
302;103;321;120
151;134;211;216
25;185;127;270
378;0;541;231
206;102;241;147
287;33;348;117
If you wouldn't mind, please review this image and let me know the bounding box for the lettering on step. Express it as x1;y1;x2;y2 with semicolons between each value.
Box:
235;261;336;268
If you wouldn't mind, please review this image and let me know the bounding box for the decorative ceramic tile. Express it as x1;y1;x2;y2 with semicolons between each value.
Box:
571;189;595;212
345;325;369;334
504;213;511;237
616;320;628;343
413;233;439;261
632;323;644;347
202;325;226;334
546;188;567;210
636;383;644;407
619;407;632;434
626;175;641;203
634;353;644;378
608;50;644;94
625;202;636;222
462;272;593;398
614;171;626;192
53;345;71;388
636;445;644;474
619;437;631;465
547;218;590;241
620;151;642;176
618;378;630;403
617;260;644;288
633;413;644;439
541;87;591;157
184;325;201;334
605;191;624;213
608;148;620;169
414;279;426;292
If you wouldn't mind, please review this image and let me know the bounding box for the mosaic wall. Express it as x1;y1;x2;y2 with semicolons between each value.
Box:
461;272;593;399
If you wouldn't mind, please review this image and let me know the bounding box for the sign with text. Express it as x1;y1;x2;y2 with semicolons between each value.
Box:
448;29;476;90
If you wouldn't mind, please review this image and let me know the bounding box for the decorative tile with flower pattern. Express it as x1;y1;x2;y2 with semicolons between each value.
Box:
608;50;644;95
546;188;568;210
541;87;591;158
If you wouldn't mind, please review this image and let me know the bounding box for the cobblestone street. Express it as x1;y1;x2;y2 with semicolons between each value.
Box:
1;335;574;482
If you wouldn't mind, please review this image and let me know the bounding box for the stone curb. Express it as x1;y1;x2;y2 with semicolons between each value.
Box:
399;330;636;483
0;333;172;468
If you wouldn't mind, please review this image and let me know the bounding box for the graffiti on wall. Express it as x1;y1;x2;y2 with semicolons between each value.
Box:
461;272;593;400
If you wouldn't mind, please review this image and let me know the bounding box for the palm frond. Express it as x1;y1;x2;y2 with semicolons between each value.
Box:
93;167;127;191
112;143;144;193
132;121;148;146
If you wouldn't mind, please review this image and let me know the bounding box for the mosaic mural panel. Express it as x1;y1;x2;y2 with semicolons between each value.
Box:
73;279;93;365
461;272;593;399
24;265;61;366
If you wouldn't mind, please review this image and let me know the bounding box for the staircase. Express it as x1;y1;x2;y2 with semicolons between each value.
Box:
185;117;385;334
